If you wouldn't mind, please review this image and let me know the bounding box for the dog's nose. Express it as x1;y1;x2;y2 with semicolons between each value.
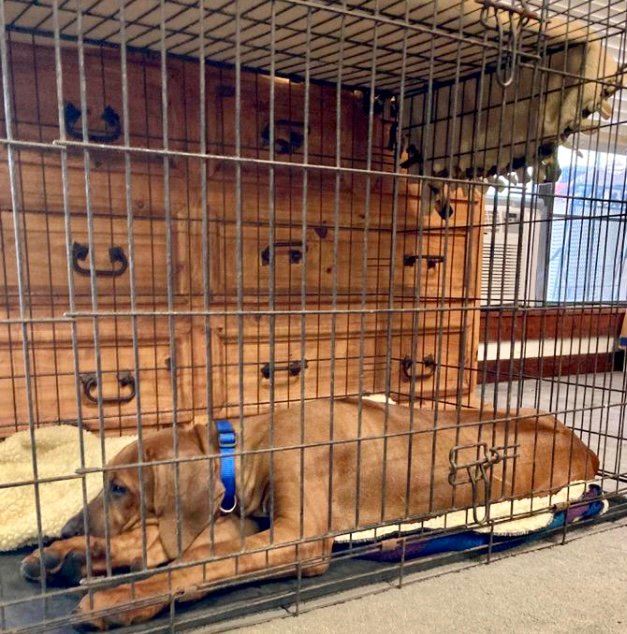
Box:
60;513;85;539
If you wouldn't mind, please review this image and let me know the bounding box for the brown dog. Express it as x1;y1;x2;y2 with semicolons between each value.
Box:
21;399;598;629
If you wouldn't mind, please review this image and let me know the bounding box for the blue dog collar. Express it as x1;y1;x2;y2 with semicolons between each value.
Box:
216;420;237;513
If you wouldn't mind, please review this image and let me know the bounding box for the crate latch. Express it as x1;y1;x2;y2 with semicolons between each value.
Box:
448;442;519;525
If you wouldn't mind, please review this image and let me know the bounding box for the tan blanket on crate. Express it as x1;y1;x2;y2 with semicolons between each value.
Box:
403;2;624;199
0;426;136;551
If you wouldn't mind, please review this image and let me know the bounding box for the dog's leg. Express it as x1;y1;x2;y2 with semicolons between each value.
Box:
20;525;168;586
21;514;260;587
73;523;333;630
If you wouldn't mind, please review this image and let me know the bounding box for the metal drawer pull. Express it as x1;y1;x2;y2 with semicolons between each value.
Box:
260;360;308;380
64;102;122;143
80;371;136;404
261;241;304;266
260;119;309;154
401;354;437;381
72;242;129;278
403;254;446;269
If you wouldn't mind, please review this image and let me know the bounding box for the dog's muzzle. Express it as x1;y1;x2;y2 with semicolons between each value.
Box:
60;512;86;539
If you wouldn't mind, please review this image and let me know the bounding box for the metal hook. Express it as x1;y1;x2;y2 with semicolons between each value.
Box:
477;0;539;88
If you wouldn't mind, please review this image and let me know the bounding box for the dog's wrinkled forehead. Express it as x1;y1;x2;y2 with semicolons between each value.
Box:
108;438;141;468
107;427;207;470
102;442;142;491
106;434;166;474
111;429;177;465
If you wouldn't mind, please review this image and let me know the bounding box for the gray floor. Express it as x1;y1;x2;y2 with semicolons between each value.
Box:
235;518;627;634
230;372;627;634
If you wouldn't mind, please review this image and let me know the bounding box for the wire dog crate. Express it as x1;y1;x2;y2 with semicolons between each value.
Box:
0;0;626;632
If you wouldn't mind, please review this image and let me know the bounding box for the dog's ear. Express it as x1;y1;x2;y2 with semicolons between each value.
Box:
151;429;222;560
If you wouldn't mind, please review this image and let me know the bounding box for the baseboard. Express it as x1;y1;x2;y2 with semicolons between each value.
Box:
477;352;617;383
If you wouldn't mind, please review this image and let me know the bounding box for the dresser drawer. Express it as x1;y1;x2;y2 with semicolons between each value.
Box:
421;186;482;230
0;323;191;437
207;168;398;230
4;43;187;151
0;148;189;218
377;329;473;403
208;69;363;168
209;222;475;304
393;231;479;301
207;180;471;257
210;313;382;417
207;68;394;196
207;68;396;224
374;180;481;230
0;42;190;217
0;211;185;307
210;222;392;304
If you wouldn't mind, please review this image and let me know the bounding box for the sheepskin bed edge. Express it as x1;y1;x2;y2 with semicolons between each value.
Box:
0;425;136;551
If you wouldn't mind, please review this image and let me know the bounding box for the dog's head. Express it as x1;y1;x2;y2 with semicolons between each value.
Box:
61;425;223;559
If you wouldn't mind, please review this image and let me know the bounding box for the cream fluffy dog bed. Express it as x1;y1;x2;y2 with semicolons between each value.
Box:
0;401;389;552
0;426;136;551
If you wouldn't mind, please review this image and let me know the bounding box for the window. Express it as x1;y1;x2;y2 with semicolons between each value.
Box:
546;147;627;303
481;179;544;306
481;147;627;306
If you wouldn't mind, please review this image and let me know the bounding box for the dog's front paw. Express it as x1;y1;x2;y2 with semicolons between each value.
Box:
21;544;87;586
73;585;167;631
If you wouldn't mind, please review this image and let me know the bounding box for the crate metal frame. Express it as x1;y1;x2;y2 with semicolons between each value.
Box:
0;1;626;632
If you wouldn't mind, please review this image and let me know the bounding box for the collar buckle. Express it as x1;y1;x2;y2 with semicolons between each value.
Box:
218;430;237;448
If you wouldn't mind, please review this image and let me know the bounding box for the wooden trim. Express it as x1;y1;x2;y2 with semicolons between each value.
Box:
477;308;625;383
478;352;619;384
479;307;624;343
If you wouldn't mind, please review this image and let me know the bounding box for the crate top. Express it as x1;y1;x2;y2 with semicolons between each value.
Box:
2;0;625;93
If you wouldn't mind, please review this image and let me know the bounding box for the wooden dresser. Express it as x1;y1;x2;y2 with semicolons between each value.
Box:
0;41;482;437
0;43;197;433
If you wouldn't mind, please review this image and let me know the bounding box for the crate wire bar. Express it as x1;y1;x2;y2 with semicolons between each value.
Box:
0;0;625;632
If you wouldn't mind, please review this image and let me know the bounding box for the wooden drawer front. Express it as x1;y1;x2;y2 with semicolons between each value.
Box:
206;180;480;234
205;175;480;233
4;43;186;150
394;232;475;300
209;69;361;166
207;169;397;229
211;314;381;417
211;225;472;304
420;187;481;230
380;330;471;402
211;223;391;303
0;42;190;217
0;336;189;437
207;67;393;186
0;149;188;218
208;73;400;231
1;211;182;306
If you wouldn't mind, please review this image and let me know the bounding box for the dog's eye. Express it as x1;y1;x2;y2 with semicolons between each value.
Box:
109;481;127;497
